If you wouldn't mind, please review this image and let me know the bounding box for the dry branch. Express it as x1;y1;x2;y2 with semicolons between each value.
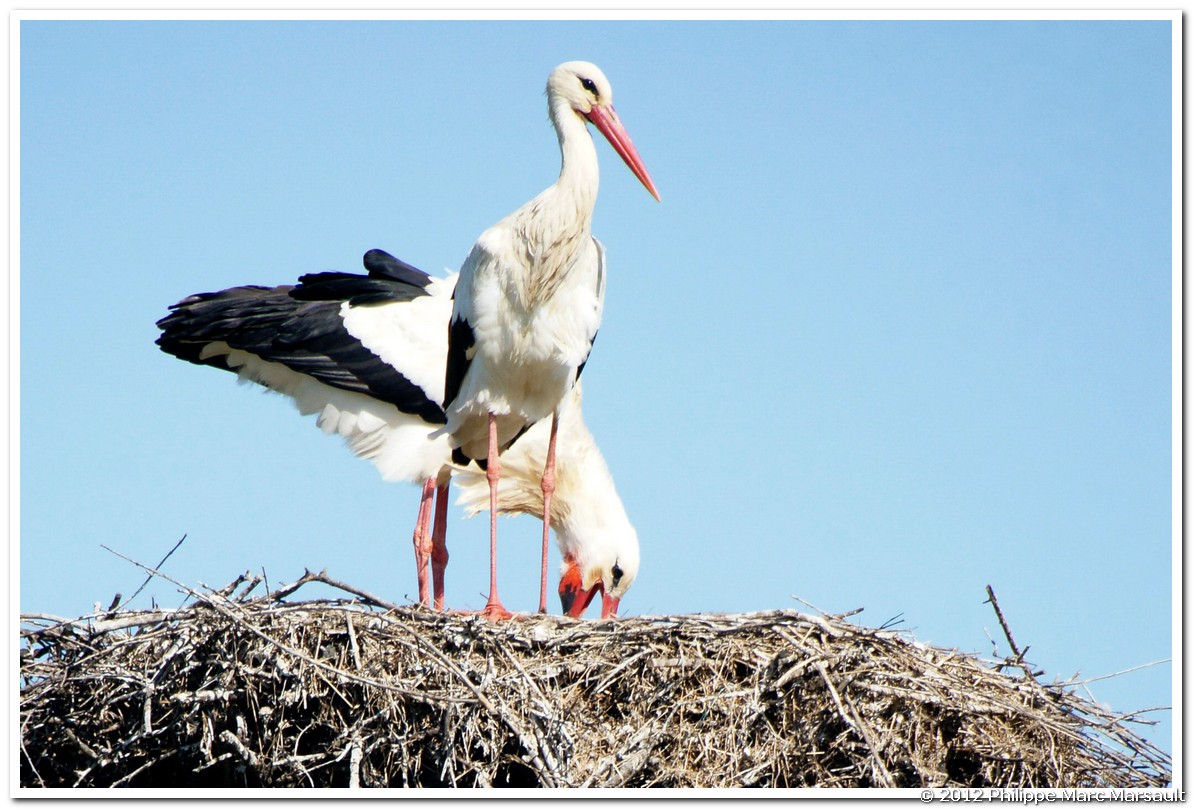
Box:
19;575;1170;789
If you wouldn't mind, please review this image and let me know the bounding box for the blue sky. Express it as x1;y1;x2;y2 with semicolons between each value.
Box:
18;17;1177;754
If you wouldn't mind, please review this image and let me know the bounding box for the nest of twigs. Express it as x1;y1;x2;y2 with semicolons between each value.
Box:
20;569;1170;789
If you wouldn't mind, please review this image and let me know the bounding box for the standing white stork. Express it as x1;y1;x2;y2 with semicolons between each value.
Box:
443;61;659;619
156;248;639;617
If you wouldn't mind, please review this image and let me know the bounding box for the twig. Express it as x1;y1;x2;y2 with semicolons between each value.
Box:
22;609;188;639
1067;659;1171;686
984;625;999;655
985;584;1035;678
235;576;263;602
582;723;658;787
169;689;238;705
20;612;73;626
142;686;153;734
788;596;865;624
268;568;401;612
267;568;327;601
123;534;189;608
211;571;251;598
20;736;45;788
345;614;362;671
62;726;100;762
110;748;179;787
349;737;362;788
219;729;259;768
592;648;651;694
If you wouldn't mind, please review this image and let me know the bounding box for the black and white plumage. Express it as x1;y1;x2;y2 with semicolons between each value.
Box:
157;250;453;486
156;249;639;617
442;60;659;618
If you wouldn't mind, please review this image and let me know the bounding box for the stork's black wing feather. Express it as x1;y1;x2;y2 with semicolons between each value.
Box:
442;283;477;463
291;248;433;307
362;248;430;286
576;329;599;381
442;293;474;414
156;249;446;425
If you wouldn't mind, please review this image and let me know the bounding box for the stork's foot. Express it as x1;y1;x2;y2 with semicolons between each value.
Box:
448;602;517;621
477;600;514;621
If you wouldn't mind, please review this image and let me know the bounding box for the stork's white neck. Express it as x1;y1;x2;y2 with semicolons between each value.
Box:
500;99;600;304
550;100;600;215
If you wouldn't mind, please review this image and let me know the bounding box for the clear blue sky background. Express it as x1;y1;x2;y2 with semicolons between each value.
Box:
19;19;1176;753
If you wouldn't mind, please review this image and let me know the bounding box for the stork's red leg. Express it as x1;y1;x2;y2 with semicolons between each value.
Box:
411;477;435;607
538;411;560;614
430;481;450;611
480;413;512;620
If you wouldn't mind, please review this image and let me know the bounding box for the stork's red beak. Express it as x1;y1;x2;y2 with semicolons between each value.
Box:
559;567;600;618
558;578;622;619
558;556;621;619
585;104;661;202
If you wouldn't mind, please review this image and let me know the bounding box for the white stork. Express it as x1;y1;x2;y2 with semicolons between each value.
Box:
443;61;659;619
156;248;639;617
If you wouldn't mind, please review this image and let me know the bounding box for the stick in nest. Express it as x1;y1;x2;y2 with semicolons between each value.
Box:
984;584;1040;678
120;534;189;609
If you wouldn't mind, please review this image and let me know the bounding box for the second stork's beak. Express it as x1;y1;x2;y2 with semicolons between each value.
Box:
584;104;661;202
559;580;619;619
558;555;621;619
559;571;601;618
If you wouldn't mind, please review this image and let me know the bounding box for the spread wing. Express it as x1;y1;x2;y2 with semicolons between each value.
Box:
156;249;447;425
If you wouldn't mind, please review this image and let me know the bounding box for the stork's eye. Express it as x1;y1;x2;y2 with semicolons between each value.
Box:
611;563;624;586
580;77;599;98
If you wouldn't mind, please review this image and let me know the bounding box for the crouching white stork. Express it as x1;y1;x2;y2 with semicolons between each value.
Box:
156;248;638;617
444;60;658;620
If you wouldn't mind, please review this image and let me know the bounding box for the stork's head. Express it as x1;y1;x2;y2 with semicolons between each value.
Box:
558;523;640;620
547;61;661;201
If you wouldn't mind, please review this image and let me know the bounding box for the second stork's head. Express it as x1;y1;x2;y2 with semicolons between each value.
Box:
557;497;640;620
